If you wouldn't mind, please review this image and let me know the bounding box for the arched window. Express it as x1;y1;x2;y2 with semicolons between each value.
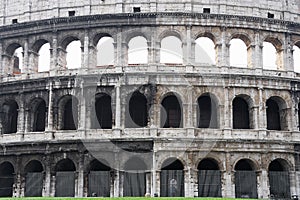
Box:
2;101;19;134
123;157;147;197
160;158;184;197
97;36;114;66
195;37;215;65
198;94;218;128
55;159;76;197
268;159;290;198
88;159;111;197
24;160;44;197
60;96;78;130
263;42;277;70
38;43;51;72
230;39;247;67
128;36;148;64
32;99;46;132
126;92;148;128
13;47;24;74
198;158;221;197
66;40;81;69
294;44;300;73
232;97;250;129
234;159;258;198
92;94;112;129
266;97;287;131
161;95;182;128
0;162;15;197
160;36;183;64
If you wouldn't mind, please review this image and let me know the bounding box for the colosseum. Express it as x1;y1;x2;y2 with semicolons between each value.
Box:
0;0;300;198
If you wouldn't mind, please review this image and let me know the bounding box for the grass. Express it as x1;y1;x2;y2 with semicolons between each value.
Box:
0;198;254;200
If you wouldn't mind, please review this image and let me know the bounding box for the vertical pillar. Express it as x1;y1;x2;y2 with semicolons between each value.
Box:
185;26;194;72
290;171;297;196
283;34;293;72
13;156;22;197
83;29;89;68
114;27;123;72
78;81;86;130
43;156;52;197
77;154;84;197
146;172;151;194
254;31;263;71
151;150;157;196
258;87;266;129
222;153;234;197
113;170;120;197
115;84;121;129
257;170;269;198
251;106;259;129
0;41;3;76
223;87;230;129
17;97;25;134
185;86;193;128
50;33;58;72
23;39;29;74
46;81;54;132
184;167;194;197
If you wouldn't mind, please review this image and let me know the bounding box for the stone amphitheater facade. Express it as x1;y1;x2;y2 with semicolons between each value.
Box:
0;0;300;198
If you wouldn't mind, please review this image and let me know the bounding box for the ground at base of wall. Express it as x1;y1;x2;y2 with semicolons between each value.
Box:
0;198;256;200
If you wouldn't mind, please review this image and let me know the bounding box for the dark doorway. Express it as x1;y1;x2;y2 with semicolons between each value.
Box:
233;97;250;129
126;92;148;128
24;160;44;197
234;159;258;198
266;99;281;130
198;95;218;128
92;94;112;129
55;159;76;197
62;97;78;130
268;160;290;198
2;101;19;134
33;100;46;132
88;159;111;197
160;158;184;197
161;95;182;128
0;162;15;197
198;159;221;197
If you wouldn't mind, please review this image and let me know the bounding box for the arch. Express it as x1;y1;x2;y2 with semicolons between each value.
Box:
229;38;247;68
198;158;221;197
232;96;251;129
2;100;19;134
231;33;252;47
55;158;76;171
66;40;82;69
59;95;79;130
37;42;51;72
161;94;182;128
0;162;15;197
160;36;183;64
126;92;148;128
128;36;148;64
161;158;184;197
24;160;44;197
55;158;76;197
266;96;288;131
195;37;216;65
293;44;300;73
96;36;114;66
92;93;112;129
32;98;46;132
197;93;218;128
234;159;258;198
89;159;111;171
124;157;147;171
268;159;291;198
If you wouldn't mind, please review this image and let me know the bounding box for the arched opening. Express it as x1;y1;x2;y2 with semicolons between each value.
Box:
2;101;19;134
263;42;277;70
60;96;78;130
128;36;148;64
66;40;81;69
268;159;290;198
160;36;183;64
294;45;300;73
88;159;111;197
38;43;51;72
230;39;247;68
197;94;218;128
123;157;147;197
92;94;112;129
234;159;258;198
298;102;300;131
198;158;221;197
266;97;287;131
161;95;182;128
96;36;114;66
24;160;44;197
195;37;216;65
0;162;14;197
13;47;24;74
32;99;46;132
126;92;148;128
55;159;76;197
160;158;184;197
232;97;250;129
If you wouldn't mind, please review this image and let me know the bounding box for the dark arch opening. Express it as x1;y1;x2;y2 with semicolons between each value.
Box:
33;100;46;132
2;101;19;134
198;159;221;197
268;159;290;198
126;92;148;128
234;159;257;198
90;159;111;171
161;158;184;197
198;95;218;128
93;94;112;129
0;162;15;197
161;95;182;128
298;103;300;131
55;159;76;197
266;99;281;130
62;97;78;130
24;160;44;197
233;97;250;129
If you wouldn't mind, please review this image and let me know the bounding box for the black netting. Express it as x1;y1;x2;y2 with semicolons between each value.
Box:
123;172;146;197
160;170;184;197
0;176;14;197
55;172;75;197
235;171;258;198
88;171;110;197
25;172;43;197
269;171;290;198
198;170;221;197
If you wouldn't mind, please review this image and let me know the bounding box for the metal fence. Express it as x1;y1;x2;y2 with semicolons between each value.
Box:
123;171;146;197
25;172;43;197
0;176;14;197
235;171;258;198
269;171;290;199
55;172;75;197
88;171;110;197
198;170;221;197
160;170;184;197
